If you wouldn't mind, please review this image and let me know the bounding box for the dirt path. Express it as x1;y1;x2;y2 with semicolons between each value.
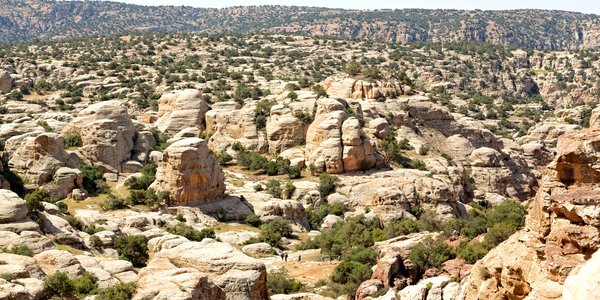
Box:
264;249;339;286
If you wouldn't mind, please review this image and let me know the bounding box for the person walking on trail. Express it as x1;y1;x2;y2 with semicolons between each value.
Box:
284;252;288;262
280;253;285;261
329;255;333;264
321;254;325;263
298;254;301;262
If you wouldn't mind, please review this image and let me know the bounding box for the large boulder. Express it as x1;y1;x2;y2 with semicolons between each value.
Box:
266;105;308;153
8;133;69;185
62;100;136;173
135;239;268;300
206;101;268;153
150;138;225;205
154;89;209;136
0;190;28;223
305;98;384;174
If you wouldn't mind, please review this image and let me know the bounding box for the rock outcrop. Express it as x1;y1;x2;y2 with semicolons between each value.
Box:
459;128;600;299
206;101;268;153
322;75;403;100
305;98;384;174
150;138;225;205
62;100;137;173
135;239;268;300
154;89;209;136
8;133;68;185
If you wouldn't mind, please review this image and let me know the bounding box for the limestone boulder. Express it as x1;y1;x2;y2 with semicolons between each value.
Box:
150;138;225;205
154;89;209;136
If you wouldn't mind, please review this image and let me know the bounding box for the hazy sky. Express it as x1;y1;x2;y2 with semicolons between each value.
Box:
113;0;600;14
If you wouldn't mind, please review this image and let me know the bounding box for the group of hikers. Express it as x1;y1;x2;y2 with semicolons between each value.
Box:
278;251;340;263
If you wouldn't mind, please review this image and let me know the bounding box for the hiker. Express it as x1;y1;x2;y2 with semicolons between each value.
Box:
280;253;285;261
329;255;333;263
284;252;288;262
298;254;301;261
321;254;325;262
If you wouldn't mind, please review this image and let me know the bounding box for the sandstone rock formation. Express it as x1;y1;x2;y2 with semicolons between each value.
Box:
150;138;225;205
135;239;268;300
8;133;68;185
459;128;600;299
266;104;308;153
322;75;403;100
154;89;209;136
206;101;268;153
62;100;137;173
305;98;384;174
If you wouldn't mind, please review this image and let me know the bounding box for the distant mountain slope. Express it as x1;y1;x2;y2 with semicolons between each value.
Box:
0;0;599;49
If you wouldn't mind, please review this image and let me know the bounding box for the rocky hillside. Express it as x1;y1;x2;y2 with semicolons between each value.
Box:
0;0;600;50
0;32;600;299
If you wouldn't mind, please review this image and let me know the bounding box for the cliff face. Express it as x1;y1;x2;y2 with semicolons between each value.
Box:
0;0;599;50
459;129;600;299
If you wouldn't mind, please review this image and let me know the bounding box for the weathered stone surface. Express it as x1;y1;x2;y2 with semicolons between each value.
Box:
459;128;600;300
266;105;308;153
8;133;68;185
306;98;384;174
206;101;268;153
154;89;209;136
136;239;268;300
322;75;402;100
0;190;28;223
62;100;136;173
150;138;225;205
33;249;84;278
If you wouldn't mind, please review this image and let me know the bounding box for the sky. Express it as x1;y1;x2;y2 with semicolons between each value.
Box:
112;0;600;14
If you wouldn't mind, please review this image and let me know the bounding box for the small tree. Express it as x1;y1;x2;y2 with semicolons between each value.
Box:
114;235;149;267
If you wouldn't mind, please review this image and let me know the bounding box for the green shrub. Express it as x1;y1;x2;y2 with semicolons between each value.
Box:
124;162;157;190
330;260;372;295
72;272;98;296
306;202;346;230
282;182;296;199
265;180;282;198
255;99;276;130
3;245;34;257
64;133;82;148
408;236;455;275
267;268;304;295
90;235;103;248
236;150;269;172
318;173;340;198
457;241;488;264
0;273;16;282
215;151;233;165
96;283;136;300
44;271;74;298
165;223;215;242
382;219;420;239
79;164;107;195
24;189;48;223
288;166;302;179
101;195;128;211
245;214;262;227
114;235;148;267
308;215;382;256
246;218;293;248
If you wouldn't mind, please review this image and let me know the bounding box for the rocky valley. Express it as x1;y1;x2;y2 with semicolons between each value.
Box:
0;6;599;300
